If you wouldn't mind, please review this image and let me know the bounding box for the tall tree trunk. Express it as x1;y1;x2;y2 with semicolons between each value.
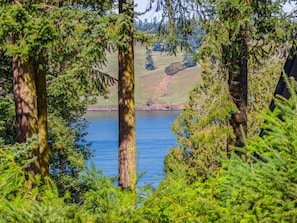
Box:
226;24;248;156
13;55;49;180
13;56;39;177
35;55;49;179
118;0;136;191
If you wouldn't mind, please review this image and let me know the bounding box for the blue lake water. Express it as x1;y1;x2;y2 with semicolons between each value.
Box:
85;111;180;188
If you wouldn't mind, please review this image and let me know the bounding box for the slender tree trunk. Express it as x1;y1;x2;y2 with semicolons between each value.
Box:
35;55;49;179
226;24;248;156
118;0;136;191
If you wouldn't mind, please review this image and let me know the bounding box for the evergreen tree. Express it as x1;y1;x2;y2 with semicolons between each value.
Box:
145;48;155;70
150;0;297;152
149;0;293;183
0;2;57;180
0;1;116;189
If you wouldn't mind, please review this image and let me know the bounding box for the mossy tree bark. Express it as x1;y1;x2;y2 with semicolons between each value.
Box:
35;54;49;179
118;0;136;191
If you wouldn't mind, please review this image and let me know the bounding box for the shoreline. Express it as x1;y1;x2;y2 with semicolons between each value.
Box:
87;103;184;111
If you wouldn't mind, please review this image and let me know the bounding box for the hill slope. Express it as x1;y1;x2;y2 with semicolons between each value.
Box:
89;44;202;110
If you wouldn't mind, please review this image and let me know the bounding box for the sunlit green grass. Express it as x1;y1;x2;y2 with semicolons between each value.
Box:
93;44;202;108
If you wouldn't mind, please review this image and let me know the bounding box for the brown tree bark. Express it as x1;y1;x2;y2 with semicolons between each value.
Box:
118;0;136;191
13;56;39;177
13;56;38;143
13;55;49;180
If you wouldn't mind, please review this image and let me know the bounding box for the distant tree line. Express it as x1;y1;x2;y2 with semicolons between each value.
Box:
135;17;202;52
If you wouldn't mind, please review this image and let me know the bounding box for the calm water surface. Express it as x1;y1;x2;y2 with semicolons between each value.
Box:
85;111;179;187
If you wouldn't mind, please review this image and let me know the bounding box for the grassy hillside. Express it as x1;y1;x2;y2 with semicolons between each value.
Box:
90;44;202;110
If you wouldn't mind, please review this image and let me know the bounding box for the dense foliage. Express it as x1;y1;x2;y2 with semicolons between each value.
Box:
0;0;117;199
1;0;297;222
1;77;297;222
142;77;297;222
44;4;117;200
152;0;297;152
165;57;236;183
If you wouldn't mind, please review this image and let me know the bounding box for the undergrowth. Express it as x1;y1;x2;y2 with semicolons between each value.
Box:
1;78;297;222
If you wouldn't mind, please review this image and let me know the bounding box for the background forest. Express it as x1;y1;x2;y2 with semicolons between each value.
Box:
1;0;297;222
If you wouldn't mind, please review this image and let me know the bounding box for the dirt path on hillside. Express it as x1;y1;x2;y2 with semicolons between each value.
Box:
88;74;184;111
153;74;172;98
